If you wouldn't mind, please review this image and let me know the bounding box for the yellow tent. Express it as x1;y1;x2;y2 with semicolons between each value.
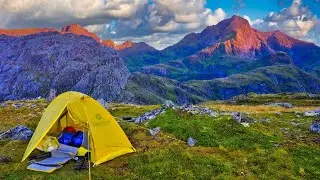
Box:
22;91;136;165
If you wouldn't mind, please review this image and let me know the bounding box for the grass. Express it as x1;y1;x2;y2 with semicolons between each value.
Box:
0;94;320;179
147;109;279;150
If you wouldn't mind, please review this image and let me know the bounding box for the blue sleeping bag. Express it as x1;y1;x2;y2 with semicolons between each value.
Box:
58;132;74;145
71;131;83;147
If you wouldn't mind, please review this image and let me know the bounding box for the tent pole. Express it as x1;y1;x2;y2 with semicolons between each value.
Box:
88;127;91;180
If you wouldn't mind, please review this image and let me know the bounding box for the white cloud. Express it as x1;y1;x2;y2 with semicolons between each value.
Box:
243;15;264;26
255;0;317;39
114;33;188;50
0;0;148;28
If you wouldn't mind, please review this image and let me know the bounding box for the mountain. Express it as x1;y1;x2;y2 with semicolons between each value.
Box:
116;73;206;105
0;28;58;36
141;16;320;81
142;51;293;81
0;32;129;101
188;65;320;100
117;65;320;104
161;15;320;66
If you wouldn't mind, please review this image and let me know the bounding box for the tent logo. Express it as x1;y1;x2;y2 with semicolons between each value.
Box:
96;114;102;120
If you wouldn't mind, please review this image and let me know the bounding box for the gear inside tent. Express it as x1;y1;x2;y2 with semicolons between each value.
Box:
22;91;136;173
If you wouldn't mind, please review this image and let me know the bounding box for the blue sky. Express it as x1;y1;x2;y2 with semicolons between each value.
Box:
207;0;320;19
0;0;319;49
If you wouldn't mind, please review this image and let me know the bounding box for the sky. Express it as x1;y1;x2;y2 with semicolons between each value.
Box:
0;0;320;49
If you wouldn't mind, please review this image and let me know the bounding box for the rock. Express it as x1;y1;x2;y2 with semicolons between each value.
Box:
0;32;129;102
163;100;175;108
304;108;320;117
309;120;320;133
262;118;270;124
275;112;282;116
179;104;218;117
149;127;160;137
187;137;197;147
134;108;165;123
0;102;6;108
0;156;12;163
11;103;25;109
122;116;132;121
266;102;293;108
97;98;109;109
233;112;253;125
0;125;33;140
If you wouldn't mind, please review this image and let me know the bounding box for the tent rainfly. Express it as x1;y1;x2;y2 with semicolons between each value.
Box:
22;91;136;166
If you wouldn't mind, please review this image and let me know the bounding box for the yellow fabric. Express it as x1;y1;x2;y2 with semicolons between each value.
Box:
36;135;59;152
77;147;89;156
22;91;136;165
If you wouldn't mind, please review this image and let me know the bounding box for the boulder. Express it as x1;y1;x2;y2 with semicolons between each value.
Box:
187;137;197;147
304;108;320;117
162;100;175;108
0;125;33;140
310;120;320;133
266;102;293;108
134;109;165;124
149;127;160;137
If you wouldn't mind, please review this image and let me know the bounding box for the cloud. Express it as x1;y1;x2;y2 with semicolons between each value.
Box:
243;15;264;26
87;0;226;48
0;0;148;28
254;0;317;40
114;33;188;50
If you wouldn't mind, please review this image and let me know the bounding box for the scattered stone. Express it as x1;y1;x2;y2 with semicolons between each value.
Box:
187;137;197;147
149;127;160;137
133;101;219;124
290;120;303;127
0;125;33;140
0;156;12;163
134;108;165;124
97;98;109;109
163;100;175;109
122;116;132;121
262;118;270;124
0;102;6;108
304;108;320;117
233;112;253;126
309;120;320;133
179;104;218;117
11;103;25;109
275;112;282;116
266;102;293;108
273;143;280;147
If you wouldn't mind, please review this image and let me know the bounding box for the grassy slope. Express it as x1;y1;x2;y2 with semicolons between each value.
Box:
188;65;320;100
0;95;320;179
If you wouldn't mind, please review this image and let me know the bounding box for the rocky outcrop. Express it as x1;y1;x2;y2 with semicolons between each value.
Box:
310;120;320;133
61;24;100;42
0;125;33;140
0;32;129;101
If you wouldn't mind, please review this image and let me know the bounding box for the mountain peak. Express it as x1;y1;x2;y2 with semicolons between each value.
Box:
61;24;100;42
0;28;57;36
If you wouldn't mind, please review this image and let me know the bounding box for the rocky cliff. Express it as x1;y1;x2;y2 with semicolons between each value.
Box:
0;32;129;101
